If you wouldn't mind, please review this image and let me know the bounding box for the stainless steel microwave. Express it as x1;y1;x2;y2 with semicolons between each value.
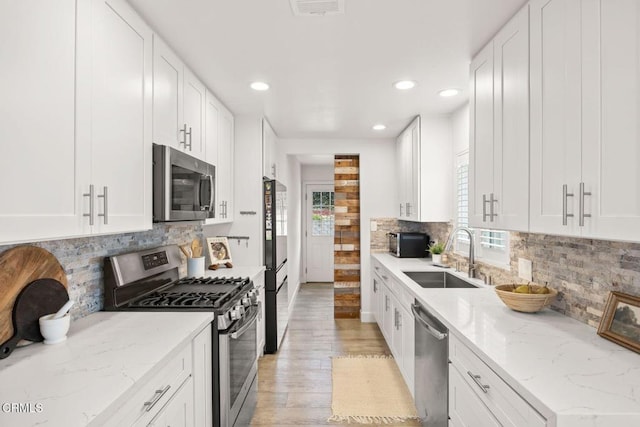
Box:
152;143;215;221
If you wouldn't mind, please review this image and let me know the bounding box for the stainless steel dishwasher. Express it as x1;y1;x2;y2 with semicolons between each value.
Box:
412;300;449;427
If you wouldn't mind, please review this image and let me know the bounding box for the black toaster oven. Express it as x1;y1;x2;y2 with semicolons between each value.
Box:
388;232;430;258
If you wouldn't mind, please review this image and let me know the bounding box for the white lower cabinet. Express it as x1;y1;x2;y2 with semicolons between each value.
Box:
449;365;501;427
147;376;194;427
449;334;546;427
372;260;415;396
192;325;213;426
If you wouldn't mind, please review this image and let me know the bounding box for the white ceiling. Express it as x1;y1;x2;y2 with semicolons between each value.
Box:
129;0;527;139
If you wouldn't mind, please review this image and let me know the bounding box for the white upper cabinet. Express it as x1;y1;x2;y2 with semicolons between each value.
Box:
530;0;640;241
396;116;452;222
204;90;234;224
153;38;184;150
581;0;640;241
0;1;80;243
183;69;206;159
153;37;205;160
470;4;529;232
262;118;278;180
80;0;153;235
217;105;235;222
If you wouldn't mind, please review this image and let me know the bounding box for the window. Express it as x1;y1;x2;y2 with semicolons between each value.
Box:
311;191;334;237
455;151;510;267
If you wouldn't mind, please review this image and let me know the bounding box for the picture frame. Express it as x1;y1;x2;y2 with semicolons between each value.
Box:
597;291;640;354
206;237;232;266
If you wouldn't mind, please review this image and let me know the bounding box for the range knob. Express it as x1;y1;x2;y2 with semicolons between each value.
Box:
242;297;251;307
248;291;258;304
230;307;243;320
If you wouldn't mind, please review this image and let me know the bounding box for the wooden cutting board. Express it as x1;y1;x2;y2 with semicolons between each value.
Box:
0;246;68;345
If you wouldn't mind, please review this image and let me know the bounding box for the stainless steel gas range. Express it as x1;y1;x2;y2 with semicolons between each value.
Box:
103;245;258;427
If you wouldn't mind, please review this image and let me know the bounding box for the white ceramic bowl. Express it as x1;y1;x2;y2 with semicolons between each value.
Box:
39;313;71;344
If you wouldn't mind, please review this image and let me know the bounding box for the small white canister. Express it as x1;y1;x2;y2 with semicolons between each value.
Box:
187;256;205;277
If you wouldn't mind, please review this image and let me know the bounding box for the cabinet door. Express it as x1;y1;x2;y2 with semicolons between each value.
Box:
192;326;212;427
449;366;501;427
381;284;393;342
391;302;403;360
86;0;153;235
372;274;381;326
407;119;421;221
492;5;530;231
0;1;82;243
217;106;234;222
396;133;407;218
581;0;640;241
263;118;277;179
469;42;495;228
183;68;206;159
148;377;194;427
153;36;183;149
400;304;414;397
205;90;220;167
530;0;583;236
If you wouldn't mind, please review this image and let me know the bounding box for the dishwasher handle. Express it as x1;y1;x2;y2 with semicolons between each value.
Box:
411;303;448;341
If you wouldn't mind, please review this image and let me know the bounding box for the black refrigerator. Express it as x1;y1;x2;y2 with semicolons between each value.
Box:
263;178;288;354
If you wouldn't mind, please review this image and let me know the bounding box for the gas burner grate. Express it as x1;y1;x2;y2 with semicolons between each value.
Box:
132;291;227;308
174;276;250;286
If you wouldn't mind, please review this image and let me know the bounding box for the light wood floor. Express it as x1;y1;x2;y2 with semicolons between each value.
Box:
250;283;420;427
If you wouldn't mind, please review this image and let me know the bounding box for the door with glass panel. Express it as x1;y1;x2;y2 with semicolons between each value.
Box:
305;185;335;282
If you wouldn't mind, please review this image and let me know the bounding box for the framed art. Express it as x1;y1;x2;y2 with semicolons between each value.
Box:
597;291;640;354
206;237;232;267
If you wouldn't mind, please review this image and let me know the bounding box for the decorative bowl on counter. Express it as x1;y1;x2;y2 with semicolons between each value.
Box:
494;284;558;313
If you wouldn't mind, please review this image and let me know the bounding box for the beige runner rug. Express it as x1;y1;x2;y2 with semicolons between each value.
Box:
329;355;419;424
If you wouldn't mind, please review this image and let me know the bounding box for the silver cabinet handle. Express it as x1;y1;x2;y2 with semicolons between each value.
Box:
83;185;94;226
399;203;403;217
144;384;171;412
467;371;490;393
381;274;388;281
180;124;188;148
97;186;108;225
406;202;411;216
187;126;192;150
271;163;276;178
579;182;591;226
489;193;498;221
562;184;574;225
482;194;489;222
373;280;378;293
385;295;389;312
396;309;402;329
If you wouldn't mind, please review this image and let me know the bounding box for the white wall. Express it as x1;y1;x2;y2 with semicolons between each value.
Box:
279;138;397;321
301;164;333;181
452;104;470;155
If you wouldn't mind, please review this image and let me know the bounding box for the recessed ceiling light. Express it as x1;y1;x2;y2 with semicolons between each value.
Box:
438;88;460;97
394;80;417;90
250;81;270;91
372;124;386;131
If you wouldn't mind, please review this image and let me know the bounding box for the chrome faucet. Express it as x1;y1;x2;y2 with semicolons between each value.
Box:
444;226;476;279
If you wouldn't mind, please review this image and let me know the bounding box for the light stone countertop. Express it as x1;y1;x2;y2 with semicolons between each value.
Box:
0;311;213;426
203;265;265;284
373;253;640;427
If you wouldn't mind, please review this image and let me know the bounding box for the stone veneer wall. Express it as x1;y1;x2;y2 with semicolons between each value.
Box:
0;223;203;320
371;218;640;328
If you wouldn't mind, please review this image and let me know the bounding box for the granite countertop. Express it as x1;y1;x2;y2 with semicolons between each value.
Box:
373;253;640;426
0;311;213;426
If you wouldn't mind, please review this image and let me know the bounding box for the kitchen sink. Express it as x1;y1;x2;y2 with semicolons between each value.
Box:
402;271;479;289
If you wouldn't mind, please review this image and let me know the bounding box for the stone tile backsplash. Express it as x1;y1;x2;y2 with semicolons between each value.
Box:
0;223;203;320
371;218;640;328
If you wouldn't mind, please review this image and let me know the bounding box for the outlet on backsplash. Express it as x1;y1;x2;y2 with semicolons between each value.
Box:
518;258;533;282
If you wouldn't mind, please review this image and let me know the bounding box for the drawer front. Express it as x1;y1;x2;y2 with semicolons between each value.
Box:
105;345;193;427
449;364;501;427
449;334;546;427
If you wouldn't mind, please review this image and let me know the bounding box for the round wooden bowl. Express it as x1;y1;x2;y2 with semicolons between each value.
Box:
494;284;558;313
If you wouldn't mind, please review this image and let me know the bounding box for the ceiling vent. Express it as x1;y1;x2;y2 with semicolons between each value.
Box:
290;0;345;16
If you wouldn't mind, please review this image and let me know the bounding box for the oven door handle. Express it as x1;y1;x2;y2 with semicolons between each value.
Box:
230;308;258;340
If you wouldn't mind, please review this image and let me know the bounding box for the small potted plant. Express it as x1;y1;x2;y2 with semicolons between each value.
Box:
429;241;445;264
